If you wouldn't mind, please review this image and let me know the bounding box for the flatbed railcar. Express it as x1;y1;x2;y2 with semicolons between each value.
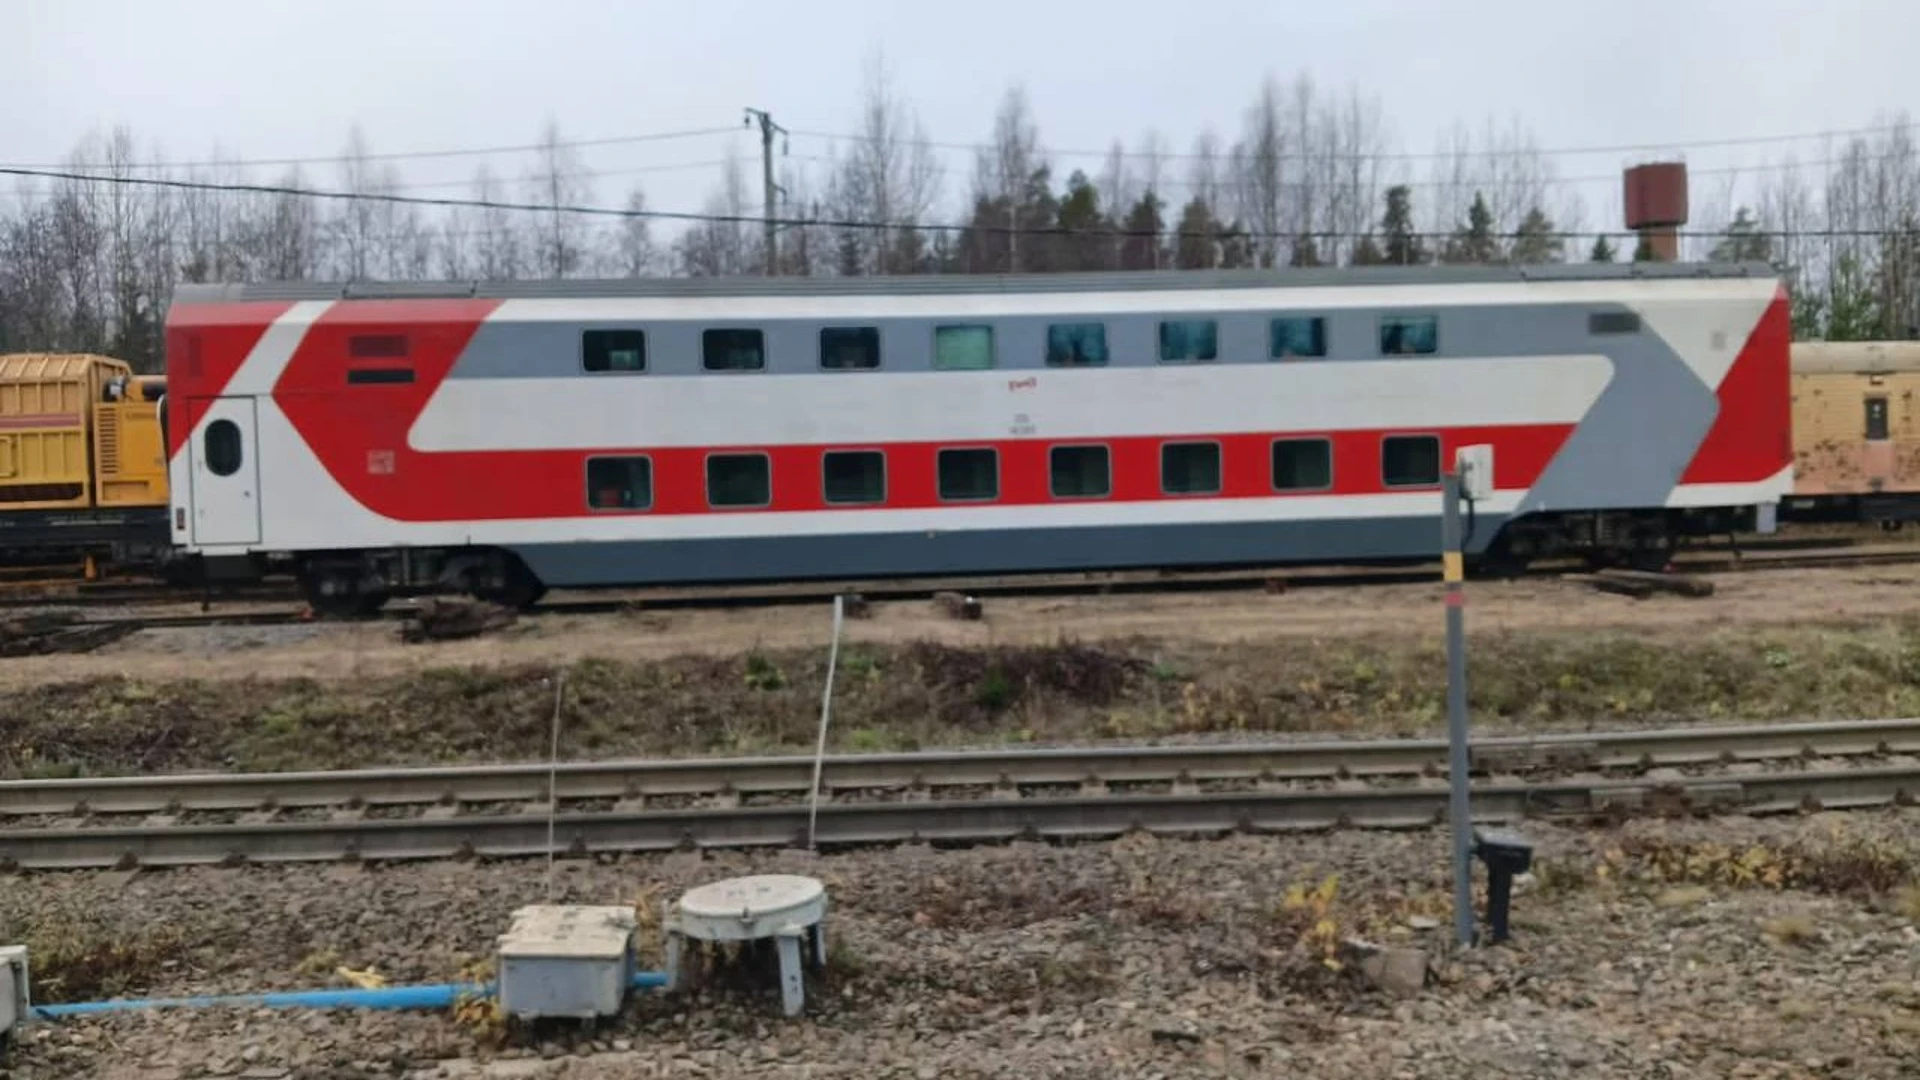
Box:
162;264;1794;617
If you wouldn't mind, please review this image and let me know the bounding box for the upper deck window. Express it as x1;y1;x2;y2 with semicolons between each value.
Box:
703;329;766;371
1379;315;1438;356
934;325;995;370
820;327;881;370
1589;312;1641;336
1045;323;1108;367
584;330;646;372
1270;317;1327;359
1158;320;1218;363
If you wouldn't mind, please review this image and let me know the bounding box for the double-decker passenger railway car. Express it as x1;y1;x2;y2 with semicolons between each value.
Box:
163;264;1792;616
1784;340;1920;527
0;353;170;572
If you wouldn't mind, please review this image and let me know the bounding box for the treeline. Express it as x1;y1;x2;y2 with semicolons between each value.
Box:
2;63;1916;374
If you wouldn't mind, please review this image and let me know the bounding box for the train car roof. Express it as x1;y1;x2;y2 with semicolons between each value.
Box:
0;353;132;380
173;261;1780;305
1793;340;1920;374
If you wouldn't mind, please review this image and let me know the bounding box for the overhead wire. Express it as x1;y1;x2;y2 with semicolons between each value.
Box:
786;119;1920;164
1;164;1911;244
0;126;744;173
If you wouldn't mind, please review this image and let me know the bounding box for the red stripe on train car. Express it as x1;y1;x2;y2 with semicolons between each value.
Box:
163;300;297;458
266;299;1589;523
1681;288;1793;485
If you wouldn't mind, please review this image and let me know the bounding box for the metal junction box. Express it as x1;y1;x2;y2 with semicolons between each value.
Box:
0;945;28;1056
495;905;635;1021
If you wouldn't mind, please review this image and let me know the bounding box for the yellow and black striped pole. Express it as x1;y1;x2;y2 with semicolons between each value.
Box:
1442;464;1474;947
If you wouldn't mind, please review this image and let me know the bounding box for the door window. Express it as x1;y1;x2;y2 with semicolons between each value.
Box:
204;419;243;477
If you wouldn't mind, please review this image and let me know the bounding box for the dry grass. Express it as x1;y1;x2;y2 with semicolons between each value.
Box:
12;617;1920;775
14;908;193;1003
1762;915;1822;946
1589;828;1919;902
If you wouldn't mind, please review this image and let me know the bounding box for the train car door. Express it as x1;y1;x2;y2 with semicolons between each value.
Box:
187;396;261;546
1863;394;1893;491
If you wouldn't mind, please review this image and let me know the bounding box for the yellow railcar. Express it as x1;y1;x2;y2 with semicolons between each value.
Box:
1787;341;1920;526
0;354;170;569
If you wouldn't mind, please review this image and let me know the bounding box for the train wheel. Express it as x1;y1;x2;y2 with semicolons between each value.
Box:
303;569;385;620
1470;536;1531;580
1624;541;1675;573
471;557;546;610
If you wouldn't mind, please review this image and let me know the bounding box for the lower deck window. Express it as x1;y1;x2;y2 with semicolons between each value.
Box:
938;448;999;501
1382;435;1440;487
708;453;772;507
823;450;886;504
1161;442;1221;495
586;456;652;510
1049;445;1110;498
1272;438;1332;491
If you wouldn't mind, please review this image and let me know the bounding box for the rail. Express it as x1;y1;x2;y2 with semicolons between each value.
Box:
3;539;1916;639
2;718;1915;870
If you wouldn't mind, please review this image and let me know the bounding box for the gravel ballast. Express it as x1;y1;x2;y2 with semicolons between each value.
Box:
5;809;1919;1078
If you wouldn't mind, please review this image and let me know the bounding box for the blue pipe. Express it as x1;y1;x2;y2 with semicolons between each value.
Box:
32;970;669;1020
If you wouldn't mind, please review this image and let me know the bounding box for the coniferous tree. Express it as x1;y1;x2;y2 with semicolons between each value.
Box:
1379;185;1426;265
1441;192;1499;264
1508;206;1563;264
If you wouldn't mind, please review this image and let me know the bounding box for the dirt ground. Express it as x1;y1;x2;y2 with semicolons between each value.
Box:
8;563;1920;775
7;809;1920;1078
9;562;1920;689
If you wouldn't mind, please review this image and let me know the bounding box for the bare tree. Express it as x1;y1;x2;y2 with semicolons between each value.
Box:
967;84;1045;272
470;165;525;281
824;53;943;276
330;125;382;280
1098;139;1134;237
1427;116;1553;245
677;153;755;276
1231;76;1288;267
1319;86;1389;267
527;117;592;279
602;188;658;277
775;162;824;277
241;165;323;282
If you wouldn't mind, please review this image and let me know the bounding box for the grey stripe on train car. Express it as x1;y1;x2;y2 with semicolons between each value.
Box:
505;514;1514;589
1511;303;1713;515
445;300;1684;379
170;262;1776;306
443;299;1711;513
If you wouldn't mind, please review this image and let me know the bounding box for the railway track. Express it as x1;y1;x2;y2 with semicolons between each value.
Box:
7;537;1920;640
4;718;1916;870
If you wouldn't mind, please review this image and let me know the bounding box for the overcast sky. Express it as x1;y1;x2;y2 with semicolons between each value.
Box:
10;0;1920;234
